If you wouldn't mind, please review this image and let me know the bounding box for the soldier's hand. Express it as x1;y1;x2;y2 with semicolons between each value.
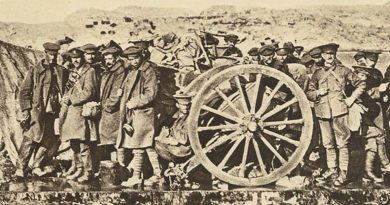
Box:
61;96;71;105
379;83;389;93
344;97;355;107
317;88;328;97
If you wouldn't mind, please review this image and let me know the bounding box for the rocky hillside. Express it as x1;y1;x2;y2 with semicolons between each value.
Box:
0;5;389;52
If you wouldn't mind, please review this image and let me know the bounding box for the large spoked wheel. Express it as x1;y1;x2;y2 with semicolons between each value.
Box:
188;64;313;187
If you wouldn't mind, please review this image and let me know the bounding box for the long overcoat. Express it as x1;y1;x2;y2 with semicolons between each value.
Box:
98;60;126;145
61;63;99;142
116;61;158;149
19;60;68;143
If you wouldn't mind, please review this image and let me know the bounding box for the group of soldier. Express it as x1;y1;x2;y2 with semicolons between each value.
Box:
238;38;390;186
14;31;390;188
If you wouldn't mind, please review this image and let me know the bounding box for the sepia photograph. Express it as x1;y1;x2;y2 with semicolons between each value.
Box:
0;0;390;204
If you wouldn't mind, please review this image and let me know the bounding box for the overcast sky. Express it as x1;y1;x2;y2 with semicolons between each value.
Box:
0;0;388;24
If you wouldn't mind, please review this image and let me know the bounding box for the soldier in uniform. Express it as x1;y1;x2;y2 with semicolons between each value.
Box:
282;42;301;64
350;66;390;183
353;50;390;177
306;47;323;75
257;45;290;75
17;42;68;177
117;46;162;187
80;43;104;79
222;34;243;57
243;47;259;64
275;47;289;63
307;43;366;186
60;48;99;182
98;46;126;165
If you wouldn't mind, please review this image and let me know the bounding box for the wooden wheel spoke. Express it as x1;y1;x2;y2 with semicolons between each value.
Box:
260;136;287;165
262;119;304;127
263;129;300;147
215;87;245;118
255;81;284;117
218;134;246;169
198;124;240;132
252;138;268;176
250;74;262;114
239;135;251;177
261;98;298;121
204;130;242;153
234;76;250;114
202;105;242;123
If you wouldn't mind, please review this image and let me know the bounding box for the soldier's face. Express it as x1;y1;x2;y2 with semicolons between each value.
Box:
104;54;117;67
45;52;57;64
71;57;82;68
357;72;367;81
276;54;287;62
261;54;274;64
355;57;367;66
227;40;235;47
321;52;335;64
84;53;96;64
127;55;142;68
365;58;377;68
293;51;300;59
313;57;322;63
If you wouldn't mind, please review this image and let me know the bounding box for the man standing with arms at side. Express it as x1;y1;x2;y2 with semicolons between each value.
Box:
307;43;366;186
17;42;68;177
98;46;126;166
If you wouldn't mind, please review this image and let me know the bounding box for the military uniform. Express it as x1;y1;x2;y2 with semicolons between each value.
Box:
18;42;68;176
60;48;99;182
307;43;366;186
222;34;243;57
119;46;162;187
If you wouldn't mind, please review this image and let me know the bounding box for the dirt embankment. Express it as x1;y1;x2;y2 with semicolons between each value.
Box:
0;40;43;166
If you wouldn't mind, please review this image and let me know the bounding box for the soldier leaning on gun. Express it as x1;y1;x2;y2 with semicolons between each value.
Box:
306;43;366;186
17;42;68;177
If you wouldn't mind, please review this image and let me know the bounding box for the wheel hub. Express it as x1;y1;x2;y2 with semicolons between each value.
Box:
247;121;258;132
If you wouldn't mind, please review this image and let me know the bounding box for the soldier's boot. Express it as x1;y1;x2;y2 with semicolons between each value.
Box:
117;148;126;167
144;148;164;187
121;150;143;188
67;153;83;180
378;144;390;172
333;170;348;187
363;151;383;183
321;168;338;181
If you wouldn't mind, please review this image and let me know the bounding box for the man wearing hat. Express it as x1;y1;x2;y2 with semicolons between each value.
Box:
97;45;127;166
118;46;162;187
306;47;323;75
17;42;69;177
307;43;366;186
258;45;290;75
80;43;104;78
354;50;390;177
243;47;259;64
282;42;301;64
351;65;390;183
222;34;243;57
60;47;99;182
